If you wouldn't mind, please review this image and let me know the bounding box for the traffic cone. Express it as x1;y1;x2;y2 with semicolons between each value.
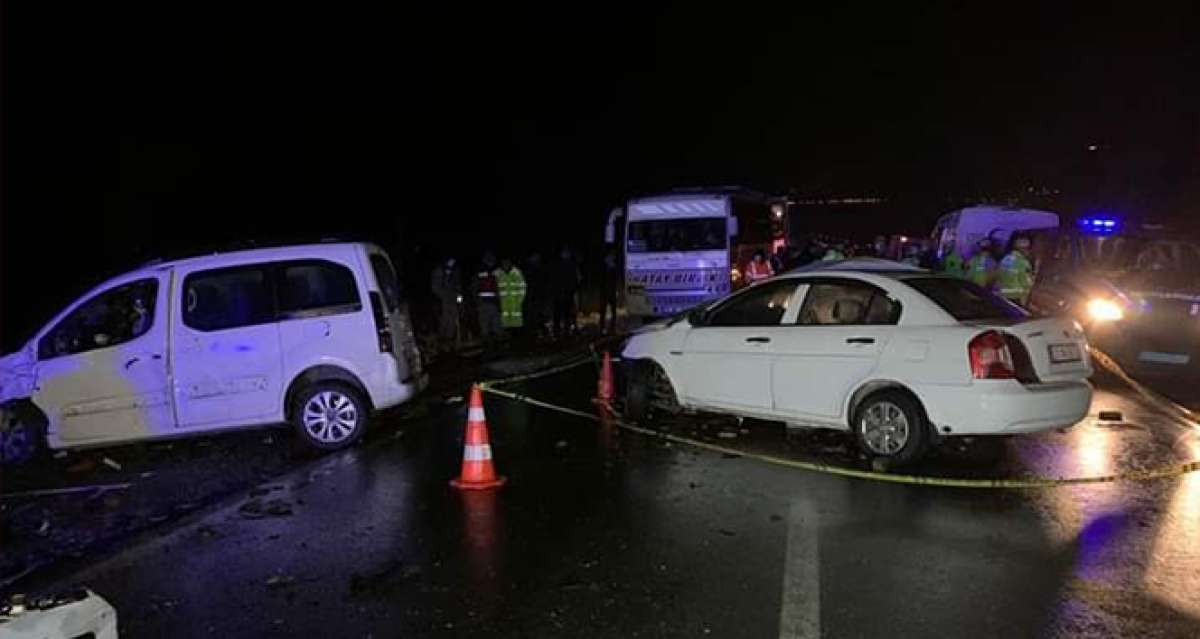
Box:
594;351;615;406
451;385;507;490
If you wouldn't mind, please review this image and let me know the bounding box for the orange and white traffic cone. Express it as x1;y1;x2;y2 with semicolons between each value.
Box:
451;385;507;490
594;351;615;407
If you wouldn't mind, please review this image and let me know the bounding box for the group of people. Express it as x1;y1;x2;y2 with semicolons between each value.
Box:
428;247;590;355
740;232;1035;306
943;235;1035;305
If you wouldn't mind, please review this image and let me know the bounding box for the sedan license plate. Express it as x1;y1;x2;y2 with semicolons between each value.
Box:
1048;343;1082;364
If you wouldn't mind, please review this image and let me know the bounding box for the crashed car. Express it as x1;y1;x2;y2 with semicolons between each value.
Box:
621;261;1093;465
1027;222;1200;370
0;242;425;466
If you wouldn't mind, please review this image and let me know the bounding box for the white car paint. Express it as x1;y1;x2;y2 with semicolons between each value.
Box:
623;268;1092;437
0;242;425;450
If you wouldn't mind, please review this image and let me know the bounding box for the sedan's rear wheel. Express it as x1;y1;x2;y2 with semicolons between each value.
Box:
853;390;928;467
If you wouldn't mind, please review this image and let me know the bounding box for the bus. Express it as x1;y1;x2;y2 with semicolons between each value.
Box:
607;188;781;319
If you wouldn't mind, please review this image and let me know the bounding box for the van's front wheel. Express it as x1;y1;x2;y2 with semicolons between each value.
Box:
292;383;368;450
0;408;43;466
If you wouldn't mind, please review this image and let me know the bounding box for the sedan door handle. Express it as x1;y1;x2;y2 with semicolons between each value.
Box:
845;337;875;344
745;336;771;344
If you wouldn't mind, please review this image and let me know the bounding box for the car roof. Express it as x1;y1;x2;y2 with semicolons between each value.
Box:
784;258;928;276
134;242;375;275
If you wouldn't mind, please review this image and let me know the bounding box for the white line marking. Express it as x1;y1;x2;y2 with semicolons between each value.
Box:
779;500;820;639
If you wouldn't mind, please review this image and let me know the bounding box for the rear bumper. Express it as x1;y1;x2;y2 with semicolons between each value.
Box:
365;355;425;410
915;379;1092;436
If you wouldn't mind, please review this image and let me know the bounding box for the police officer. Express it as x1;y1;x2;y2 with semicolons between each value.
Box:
998;235;1035;305
473;252;502;346
495;257;526;334
939;241;965;278
967;239;998;289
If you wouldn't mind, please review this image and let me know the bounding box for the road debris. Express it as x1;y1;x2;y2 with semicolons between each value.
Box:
239;498;295;519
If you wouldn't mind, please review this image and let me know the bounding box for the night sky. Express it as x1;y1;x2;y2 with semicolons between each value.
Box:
3;4;1199;349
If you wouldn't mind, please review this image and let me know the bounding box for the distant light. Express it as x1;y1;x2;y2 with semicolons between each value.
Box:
899;236;908;243
1103;220;1115;228
1087;144;1099;152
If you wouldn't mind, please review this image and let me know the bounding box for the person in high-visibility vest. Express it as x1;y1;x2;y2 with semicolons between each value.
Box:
745;249;774;284
997;235;1035;305
495;257;527;332
940;249;969;279
821;243;846;261
967;239;998;289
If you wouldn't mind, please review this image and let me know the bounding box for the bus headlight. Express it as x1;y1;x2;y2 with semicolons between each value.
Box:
1086;298;1124;322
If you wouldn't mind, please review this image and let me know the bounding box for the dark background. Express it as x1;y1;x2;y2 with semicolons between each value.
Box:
3;4;1199;350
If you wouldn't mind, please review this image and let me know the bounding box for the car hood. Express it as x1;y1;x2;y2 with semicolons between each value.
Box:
0;347;36;403
1111;270;1200;300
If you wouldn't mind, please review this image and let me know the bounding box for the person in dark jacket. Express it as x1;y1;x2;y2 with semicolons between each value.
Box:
551;246;581;338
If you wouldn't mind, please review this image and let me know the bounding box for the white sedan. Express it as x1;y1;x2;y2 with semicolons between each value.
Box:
621;262;1093;465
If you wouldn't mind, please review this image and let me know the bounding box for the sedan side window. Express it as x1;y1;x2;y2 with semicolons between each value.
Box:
38;279;159;359
797;282;901;326
706;281;798;327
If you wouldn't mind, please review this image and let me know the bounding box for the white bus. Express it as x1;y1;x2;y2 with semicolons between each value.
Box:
608;188;779;318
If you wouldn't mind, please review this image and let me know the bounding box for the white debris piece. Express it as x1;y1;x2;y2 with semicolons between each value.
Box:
0;589;118;639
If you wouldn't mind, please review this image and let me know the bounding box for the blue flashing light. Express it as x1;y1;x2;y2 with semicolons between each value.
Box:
1078;215;1119;234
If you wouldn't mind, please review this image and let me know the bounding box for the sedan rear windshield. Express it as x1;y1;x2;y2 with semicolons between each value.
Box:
902;276;1028;321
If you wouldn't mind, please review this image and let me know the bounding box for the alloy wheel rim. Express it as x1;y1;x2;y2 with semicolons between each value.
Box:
861;401;910;455
302;391;358;444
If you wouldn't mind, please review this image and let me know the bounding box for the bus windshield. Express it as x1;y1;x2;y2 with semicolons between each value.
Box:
627;217;727;253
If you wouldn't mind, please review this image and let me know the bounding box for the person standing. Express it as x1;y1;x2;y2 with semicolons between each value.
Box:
997;235;1035;305
967;239;998;290
939;241;966;278
745;249;774;284
523;252;549;339
429;257;461;354
599;249;620;334
821;242;846;261
551;246;580;338
496;257;526;335
473;252;503;347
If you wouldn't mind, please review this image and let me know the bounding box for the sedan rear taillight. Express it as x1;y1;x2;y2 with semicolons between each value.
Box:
969;330;1015;379
369;292;394;353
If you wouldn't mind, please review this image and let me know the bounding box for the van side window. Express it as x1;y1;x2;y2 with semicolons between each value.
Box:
278;260;362;318
369;254;401;313
183;266;274;332
38;279;159;359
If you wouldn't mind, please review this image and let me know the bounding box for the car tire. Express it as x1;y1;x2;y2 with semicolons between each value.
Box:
625;361;654;421
1;407;44;467
291;383;369;451
625;361;679;422
852;390;929;467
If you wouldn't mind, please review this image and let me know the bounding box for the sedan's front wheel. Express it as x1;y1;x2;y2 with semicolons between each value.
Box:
853;390;929;467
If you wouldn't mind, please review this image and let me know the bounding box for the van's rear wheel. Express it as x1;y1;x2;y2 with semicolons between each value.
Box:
853;391;929;467
292;383;368;450
1;409;43;466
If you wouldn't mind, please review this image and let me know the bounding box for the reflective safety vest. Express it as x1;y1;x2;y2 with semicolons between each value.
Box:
997;251;1033;304
967;253;997;288
475;269;499;305
941;253;965;278
821;249;845;261
495;267;526;328
746;260;773;283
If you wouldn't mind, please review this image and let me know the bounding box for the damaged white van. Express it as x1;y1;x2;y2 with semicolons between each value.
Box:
0;242;425;465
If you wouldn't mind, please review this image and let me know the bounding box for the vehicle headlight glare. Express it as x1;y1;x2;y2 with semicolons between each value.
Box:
1086;298;1123;321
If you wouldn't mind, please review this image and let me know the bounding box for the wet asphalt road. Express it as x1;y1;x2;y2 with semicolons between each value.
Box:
9;362;1200;638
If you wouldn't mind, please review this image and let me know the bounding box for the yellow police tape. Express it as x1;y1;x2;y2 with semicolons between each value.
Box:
478;354;1200;489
